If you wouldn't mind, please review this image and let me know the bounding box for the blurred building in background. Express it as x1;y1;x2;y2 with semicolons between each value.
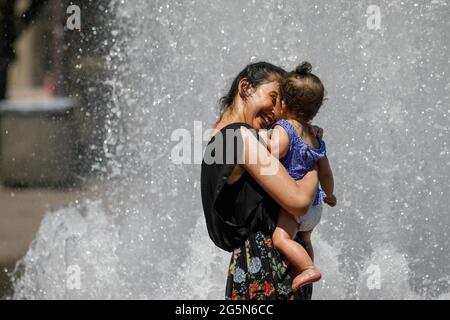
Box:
0;0;113;187
0;0;115;297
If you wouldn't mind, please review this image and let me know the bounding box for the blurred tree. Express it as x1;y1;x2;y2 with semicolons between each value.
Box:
0;0;48;100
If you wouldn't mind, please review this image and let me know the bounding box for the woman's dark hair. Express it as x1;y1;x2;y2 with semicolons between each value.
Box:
280;61;325;123
220;62;287;112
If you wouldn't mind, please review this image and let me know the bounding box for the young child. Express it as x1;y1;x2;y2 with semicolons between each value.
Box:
263;62;336;291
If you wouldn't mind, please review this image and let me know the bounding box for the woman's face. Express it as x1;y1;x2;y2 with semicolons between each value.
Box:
248;80;281;130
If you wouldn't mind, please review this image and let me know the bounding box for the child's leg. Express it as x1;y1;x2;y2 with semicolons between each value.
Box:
272;210;321;291
298;230;314;261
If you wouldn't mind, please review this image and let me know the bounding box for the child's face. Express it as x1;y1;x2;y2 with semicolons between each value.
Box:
272;99;285;121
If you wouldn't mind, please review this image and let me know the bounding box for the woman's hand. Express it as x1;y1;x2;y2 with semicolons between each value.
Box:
309;125;324;139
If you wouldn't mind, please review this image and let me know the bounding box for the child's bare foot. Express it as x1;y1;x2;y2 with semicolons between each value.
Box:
292;267;321;291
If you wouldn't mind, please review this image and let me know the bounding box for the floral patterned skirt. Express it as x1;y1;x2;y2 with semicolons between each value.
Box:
225;232;313;300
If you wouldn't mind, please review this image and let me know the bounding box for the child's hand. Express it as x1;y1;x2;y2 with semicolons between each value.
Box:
324;194;337;207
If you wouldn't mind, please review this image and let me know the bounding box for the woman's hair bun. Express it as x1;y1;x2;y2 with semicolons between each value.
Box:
295;61;312;75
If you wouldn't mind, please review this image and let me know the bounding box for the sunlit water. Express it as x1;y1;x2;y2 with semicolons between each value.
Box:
11;0;450;299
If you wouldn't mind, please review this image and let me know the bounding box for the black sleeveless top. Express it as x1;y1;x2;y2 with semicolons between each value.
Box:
200;122;279;252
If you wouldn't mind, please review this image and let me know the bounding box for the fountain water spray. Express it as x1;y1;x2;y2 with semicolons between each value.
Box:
11;0;450;299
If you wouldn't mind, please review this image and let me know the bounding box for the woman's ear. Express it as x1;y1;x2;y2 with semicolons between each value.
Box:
238;78;253;100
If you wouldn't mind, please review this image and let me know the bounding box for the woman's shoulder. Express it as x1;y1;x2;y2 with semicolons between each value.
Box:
210;122;268;151
204;122;261;167
216;122;254;133
209;122;256;143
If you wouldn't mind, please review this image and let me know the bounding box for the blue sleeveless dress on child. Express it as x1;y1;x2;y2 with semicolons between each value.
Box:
273;119;327;232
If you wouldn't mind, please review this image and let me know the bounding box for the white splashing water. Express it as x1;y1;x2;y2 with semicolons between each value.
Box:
12;0;450;299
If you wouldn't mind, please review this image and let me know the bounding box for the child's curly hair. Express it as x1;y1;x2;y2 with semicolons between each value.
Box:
280;62;325;123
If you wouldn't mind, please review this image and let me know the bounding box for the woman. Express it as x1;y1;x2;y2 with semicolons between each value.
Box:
201;62;320;300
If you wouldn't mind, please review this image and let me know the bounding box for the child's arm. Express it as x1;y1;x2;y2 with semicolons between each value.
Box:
263;125;289;160
317;156;337;207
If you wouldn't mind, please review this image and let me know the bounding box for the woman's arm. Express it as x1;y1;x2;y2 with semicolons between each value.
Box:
240;127;318;217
